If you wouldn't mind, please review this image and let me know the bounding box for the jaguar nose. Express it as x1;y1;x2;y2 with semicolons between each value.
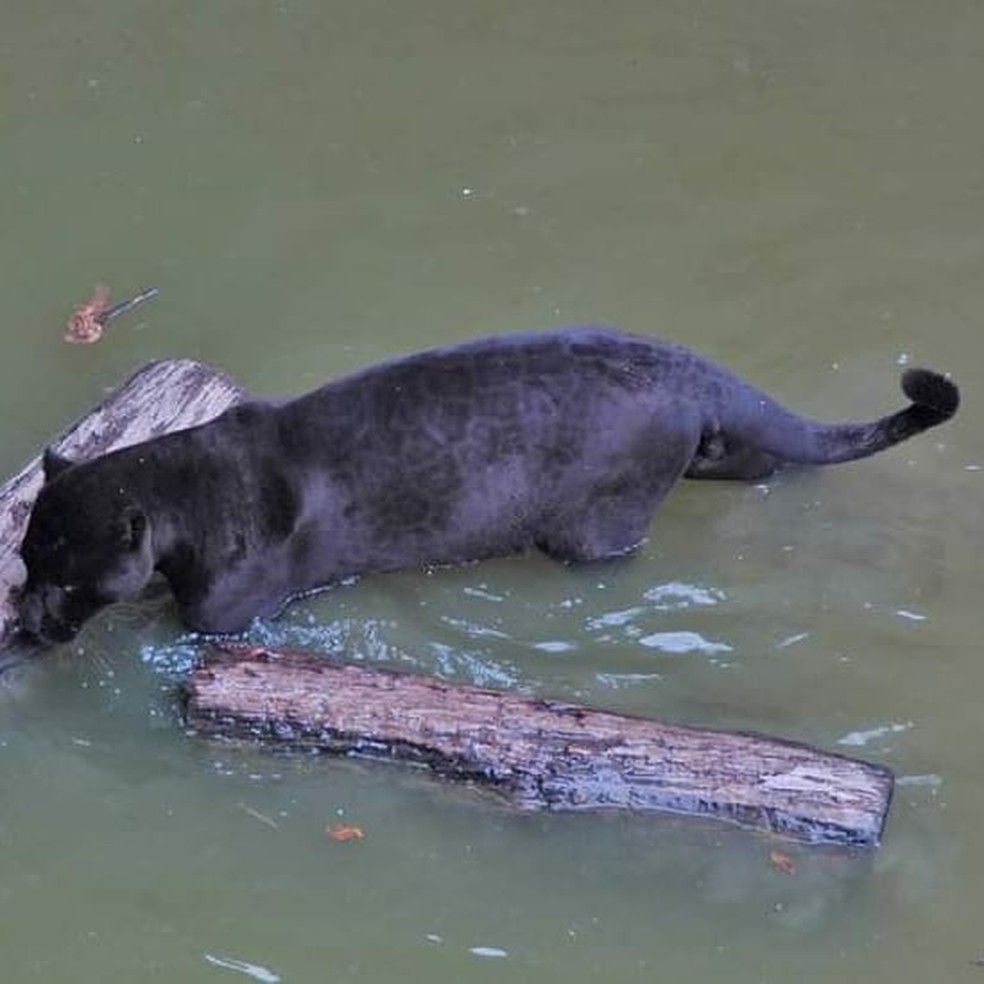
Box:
37;614;81;644
16;588;79;644
16;588;43;637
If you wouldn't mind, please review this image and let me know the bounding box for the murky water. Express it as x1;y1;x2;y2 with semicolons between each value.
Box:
2;1;982;980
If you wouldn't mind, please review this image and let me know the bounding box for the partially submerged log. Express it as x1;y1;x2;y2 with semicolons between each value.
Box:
0;359;246;662
184;645;894;847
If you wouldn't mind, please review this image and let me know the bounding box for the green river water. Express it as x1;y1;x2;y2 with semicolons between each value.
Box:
1;2;982;981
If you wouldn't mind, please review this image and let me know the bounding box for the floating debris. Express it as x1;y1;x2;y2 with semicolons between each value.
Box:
896;773;943;789
837;721;913;748
65;285;159;343
769;849;797;876
470;946;508;959
238;802;280;830
65;284;110;343
203;953;281;983
895;609;927;622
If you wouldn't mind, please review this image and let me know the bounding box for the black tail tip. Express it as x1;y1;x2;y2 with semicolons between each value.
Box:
902;367;959;421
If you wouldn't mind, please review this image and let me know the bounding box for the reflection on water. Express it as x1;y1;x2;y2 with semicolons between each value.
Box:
837;720;913;749
637;630;732;655
644;581;727;609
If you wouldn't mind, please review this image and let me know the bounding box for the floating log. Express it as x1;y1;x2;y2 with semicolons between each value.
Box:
184;645;894;847
0;359;246;663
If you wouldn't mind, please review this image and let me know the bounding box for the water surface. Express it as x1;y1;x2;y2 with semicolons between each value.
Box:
1;2;982;981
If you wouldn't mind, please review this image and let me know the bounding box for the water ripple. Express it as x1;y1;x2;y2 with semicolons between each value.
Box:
637;631;733;655
643;581;727;609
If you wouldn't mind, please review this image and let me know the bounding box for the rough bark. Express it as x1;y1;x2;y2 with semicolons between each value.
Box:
0;359;246;662
184;645;894;847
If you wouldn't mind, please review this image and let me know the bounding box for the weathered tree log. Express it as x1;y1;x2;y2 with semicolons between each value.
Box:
0;359;246;663
184;645;894;847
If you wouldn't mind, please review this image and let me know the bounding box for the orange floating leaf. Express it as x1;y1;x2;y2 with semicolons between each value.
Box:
769;849;796;875
326;823;365;842
65;284;111;344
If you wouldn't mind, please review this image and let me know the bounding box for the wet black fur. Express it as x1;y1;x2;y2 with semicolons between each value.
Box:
17;325;959;642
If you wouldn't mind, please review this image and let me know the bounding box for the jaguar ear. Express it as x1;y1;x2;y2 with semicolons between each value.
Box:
42;448;75;482
119;506;149;552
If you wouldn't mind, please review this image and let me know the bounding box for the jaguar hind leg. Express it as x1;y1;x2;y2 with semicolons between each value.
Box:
535;418;700;563
535;489;655;563
685;429;781;481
